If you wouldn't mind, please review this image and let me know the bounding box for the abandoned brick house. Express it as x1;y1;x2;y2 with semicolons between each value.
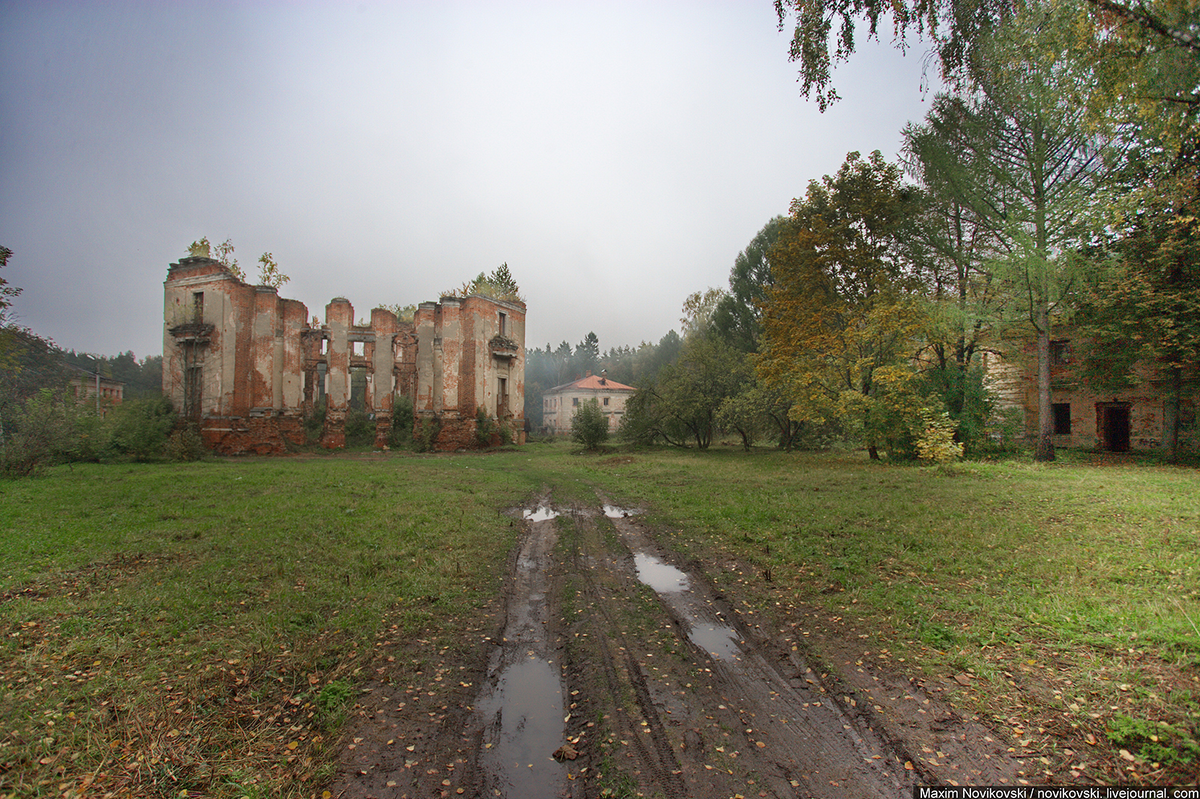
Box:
162;255;525;454
987;329;1197;453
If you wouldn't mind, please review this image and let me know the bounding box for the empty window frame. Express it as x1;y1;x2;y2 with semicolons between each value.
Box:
1052;402;1071;435
1050;340;1072;366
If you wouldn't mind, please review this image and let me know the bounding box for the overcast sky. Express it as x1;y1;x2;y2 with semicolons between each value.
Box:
1;0;935;361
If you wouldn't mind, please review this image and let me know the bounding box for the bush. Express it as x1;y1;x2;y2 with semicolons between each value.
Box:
106;397;176;461
475;405;497;447
304;401;326;444
571;398;609;450
344;408;374;447
0;389;79;477
72;410;109;462
388;396;415;449
414;415;441;452
165;422;206;461
496;418;513;445
914;408;964;464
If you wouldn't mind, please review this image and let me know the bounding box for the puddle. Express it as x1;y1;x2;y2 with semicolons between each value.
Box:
475;498;567;796
477;655;565;797
522;505;560;522
602;504;638;518
634;553;689;593
688;623;741;661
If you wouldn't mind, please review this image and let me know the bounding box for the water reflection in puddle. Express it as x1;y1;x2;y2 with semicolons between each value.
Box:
689;623;741;661
602;505;638;518
522;505;560;522
478;655;565;796
634;553;689;593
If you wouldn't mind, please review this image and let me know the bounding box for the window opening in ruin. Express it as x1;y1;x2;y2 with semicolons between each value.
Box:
350;366;368;411
184;365;202;421
352;340;364;357
320;337;328;355
1050;340;1071;366
316;362;328;405
192;292;204;324
499;312;506;336
1052;403;1071;435
497;377;508;417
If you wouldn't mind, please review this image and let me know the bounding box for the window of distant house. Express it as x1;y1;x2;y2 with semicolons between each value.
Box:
1050;340;1071;366
603;397;609;406
1052;402;1071;435
573;397;579;407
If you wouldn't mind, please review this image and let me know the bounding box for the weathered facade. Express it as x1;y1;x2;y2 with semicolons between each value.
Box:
987;330;1197;454
163;256;525;454
542;372;636;435
68;365;124;409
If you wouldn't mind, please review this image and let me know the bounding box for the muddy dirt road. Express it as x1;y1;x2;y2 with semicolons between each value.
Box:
333;494;1024;798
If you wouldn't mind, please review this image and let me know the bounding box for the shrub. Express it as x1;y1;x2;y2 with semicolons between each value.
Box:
571;398;609;450
304;401;326;444
388;396;415;449
914;408;964;464
105;396;176;462
344;408;374;447
414;415;441;452
0;389;78;476
72;410;109;462
496;418;514;445
165;422;206;461
475;405;497;447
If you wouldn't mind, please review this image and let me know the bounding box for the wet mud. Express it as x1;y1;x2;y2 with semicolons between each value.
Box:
332;492;1025;799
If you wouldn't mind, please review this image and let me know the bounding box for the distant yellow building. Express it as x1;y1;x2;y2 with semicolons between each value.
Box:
68;365;124;412
542;372;636;435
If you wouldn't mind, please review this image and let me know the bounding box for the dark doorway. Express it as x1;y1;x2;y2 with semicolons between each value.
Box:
1098;403;1131;452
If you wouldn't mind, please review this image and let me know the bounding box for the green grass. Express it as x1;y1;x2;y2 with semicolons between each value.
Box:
1;442;1198;794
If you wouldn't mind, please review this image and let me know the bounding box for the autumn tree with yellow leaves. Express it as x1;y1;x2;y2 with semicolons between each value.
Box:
757;151;935;460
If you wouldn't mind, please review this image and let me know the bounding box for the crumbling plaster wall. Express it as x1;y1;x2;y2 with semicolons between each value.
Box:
163;255;525;454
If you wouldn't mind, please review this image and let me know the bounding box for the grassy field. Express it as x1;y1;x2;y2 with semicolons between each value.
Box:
1;443;1197;796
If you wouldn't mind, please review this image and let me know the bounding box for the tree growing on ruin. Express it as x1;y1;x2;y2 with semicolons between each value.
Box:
256;252;290;290
446;263;524;304
188;237;245;281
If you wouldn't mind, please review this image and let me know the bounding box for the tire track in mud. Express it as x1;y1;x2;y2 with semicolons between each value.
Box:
470;499;572;798
561;495;914;799
334;491;917;798
563;506;690;799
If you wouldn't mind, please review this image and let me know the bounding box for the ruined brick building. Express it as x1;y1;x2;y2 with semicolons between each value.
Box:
986;328;1197;454
163;255;525;454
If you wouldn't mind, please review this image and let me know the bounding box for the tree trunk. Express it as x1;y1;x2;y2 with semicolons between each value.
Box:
1034;312;1055;462
1164;365;1182;463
